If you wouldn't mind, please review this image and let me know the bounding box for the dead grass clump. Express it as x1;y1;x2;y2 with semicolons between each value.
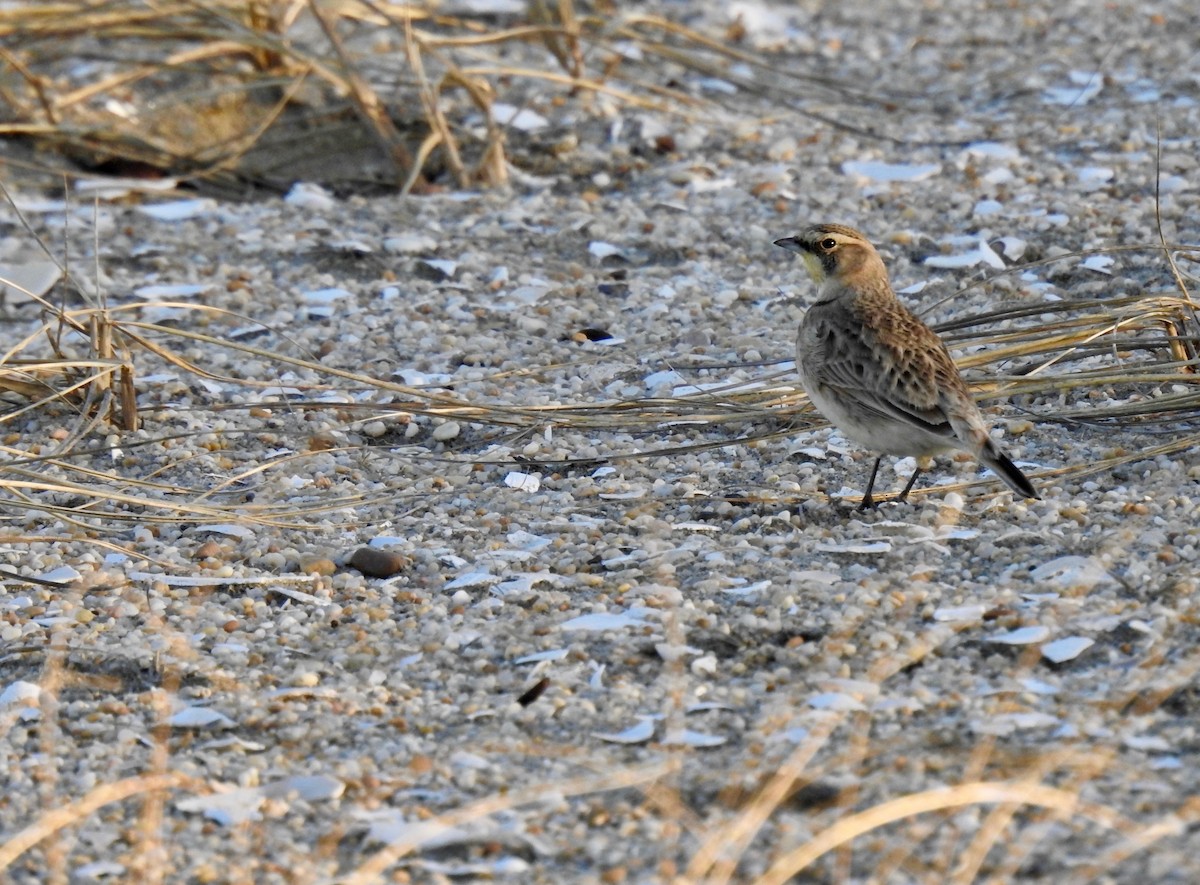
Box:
0;0;786;195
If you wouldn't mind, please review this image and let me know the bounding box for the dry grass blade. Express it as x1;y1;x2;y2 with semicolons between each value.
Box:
5;271;1197;528
400;11;469;191
753;781;1116;885
0;0;694;191
340;760;677;885
307;0;416;185
0;0;910;192
1070;805;1197;883
0;772;193;874
683;712;841;883
952;747;1117;884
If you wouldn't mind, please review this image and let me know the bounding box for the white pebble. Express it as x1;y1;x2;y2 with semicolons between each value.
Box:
432;421;461;441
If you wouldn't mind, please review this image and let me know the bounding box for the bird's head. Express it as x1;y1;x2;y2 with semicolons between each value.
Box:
773;224;885;288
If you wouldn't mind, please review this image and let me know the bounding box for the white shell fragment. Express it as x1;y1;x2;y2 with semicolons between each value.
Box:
1124;734;1171;752
503;471;541;492
588;241;623;260
1077;166;1115;187
357;808;552;862
1041;636;1094;663
76;176;179;197
1042;71;1103;105
1029;556;1118;591
644;369;686;390
177;775;344;826
0;680;41;709
196;523;256;539
37;566;82;584
491;103;549;131
493;573;556;596
0;260;62;302
420;258;458;278
303;287;352;304
507;530;552;552
445;571;499;590
263;774;345;803
963;141;1022;161
933;604;987;622
841;160;942;183
498;284;552;308
134;283;213;299
136;199;215;221
72;860;127;882
1079;254;1114;274
721;579;771;597
593;716;657;744
168;706;236;729
994;236;1028;261
924;238;1005;269
514;649;569;665
284;182;338;210
560;608;653;632
661;728;727;748
807;692;867;712
384;233;438;253
695;77;737;95
973;711;1061;735
815;540;891;554
987;626;1052;646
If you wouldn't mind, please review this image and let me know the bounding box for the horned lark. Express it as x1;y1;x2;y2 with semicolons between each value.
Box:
773;223;1038;509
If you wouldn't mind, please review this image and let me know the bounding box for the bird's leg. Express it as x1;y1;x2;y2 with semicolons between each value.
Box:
858;456;883;510
894;466;923;503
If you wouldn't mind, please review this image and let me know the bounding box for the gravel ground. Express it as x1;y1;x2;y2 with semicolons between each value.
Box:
2;1;1200;882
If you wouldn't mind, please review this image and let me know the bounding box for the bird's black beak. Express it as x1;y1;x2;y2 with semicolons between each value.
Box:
773;236;804;253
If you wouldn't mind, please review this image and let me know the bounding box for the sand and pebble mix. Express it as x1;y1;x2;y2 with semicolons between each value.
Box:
2;1;1200;881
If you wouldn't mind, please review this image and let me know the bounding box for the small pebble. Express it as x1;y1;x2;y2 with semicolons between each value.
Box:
432;421;461;441
347;548;410;578
300;557;337;577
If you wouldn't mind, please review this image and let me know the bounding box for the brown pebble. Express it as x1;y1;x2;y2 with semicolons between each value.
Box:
195;541;223;560
222;619;239;633
301;557;337;577
308;431;338;452
348;547;410;578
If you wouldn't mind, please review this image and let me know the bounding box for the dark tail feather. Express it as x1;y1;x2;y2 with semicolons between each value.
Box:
980;443;1039;500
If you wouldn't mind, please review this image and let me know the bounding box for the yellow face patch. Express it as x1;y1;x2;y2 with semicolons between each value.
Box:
800;250;827;284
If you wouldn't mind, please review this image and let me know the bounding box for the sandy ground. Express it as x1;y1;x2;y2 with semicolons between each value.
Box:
2;1;1200;882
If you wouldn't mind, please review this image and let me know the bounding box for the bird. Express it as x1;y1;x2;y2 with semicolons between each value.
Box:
773;223;1039;509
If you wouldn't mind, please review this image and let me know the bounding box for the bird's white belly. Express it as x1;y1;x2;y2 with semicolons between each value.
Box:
802;379;958;458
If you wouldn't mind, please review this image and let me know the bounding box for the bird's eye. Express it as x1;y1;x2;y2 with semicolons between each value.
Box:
819;237;837;251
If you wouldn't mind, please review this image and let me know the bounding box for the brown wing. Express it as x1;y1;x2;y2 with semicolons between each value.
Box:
801;298;964;438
